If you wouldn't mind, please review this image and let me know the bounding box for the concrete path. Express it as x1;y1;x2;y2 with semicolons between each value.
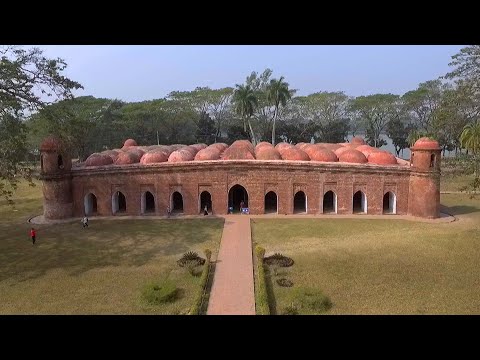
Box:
207;216;255;315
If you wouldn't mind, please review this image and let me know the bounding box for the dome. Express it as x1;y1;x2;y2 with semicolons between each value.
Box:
355;145;380;157
127;147;145;158
85;153;113;167
351;137;366;145
208;143;228;152
295;142;311;150
114;151;141;165
334;146;352;157
338;142;350;147
230;140;255;154
40;136;64;152
140;151;169;164
305;146;338;162
168;149;195;162
190;143;208;152
338;149;368;164
367;151;398;165
413;137;440;150
195;148;221;161
123;139;137;147
255;147;282;160
222;145;255;160
170;144;187;151
280;147;310;161
181;146;200;157
275;142;293;152
100;149;120;162
321;143;343;152
255;142;274;151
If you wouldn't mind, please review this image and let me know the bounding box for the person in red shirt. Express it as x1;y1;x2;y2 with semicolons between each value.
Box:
30;228;36;245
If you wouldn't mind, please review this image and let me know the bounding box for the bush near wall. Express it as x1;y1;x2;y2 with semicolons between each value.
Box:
189;249;212;315
255;245;270;315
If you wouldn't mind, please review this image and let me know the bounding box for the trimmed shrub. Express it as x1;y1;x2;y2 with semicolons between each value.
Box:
177;251;205;267
264;253;294;267
292;287;333;313
276;278;294;287
189;249;212;315
255;246;270;315
142;279;179;305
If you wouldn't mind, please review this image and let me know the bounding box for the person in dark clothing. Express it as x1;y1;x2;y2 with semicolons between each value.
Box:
30;228;36;245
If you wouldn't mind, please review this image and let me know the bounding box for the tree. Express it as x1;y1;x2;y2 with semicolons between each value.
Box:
196;111;216;144
0;46;82;202
267;76;292;145
446;45;480;89
232;84;258;145
350;94;400;147
386;116;410;156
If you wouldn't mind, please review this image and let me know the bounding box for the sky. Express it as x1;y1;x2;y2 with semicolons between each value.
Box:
36;45;464;102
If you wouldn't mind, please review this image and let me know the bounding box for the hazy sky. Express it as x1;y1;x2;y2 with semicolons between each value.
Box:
37;45;464;102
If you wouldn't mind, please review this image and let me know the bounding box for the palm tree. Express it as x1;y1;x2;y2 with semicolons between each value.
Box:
460;121;480;175
267;77;292;145
233;84;258;145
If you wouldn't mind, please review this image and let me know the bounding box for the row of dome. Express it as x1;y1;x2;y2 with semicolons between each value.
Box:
82;137;406;167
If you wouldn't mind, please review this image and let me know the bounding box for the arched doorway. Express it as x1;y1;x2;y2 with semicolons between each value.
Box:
84;193;97;216
383;192;396;214
353;191;366;214
200;191;212;214
142;191;155;214
112;191;126;214
264;191;278;214
58;155;64;169
228;185;248;213
294;191;307;214
172;191;184;213
323;191;337;214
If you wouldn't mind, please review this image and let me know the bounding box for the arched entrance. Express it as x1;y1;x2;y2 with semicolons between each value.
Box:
353;191;367;214
228;185;248;213
112;191;126;214
84;193;97;216
172;191;184;213
264;191;278;214
383;191;396;214
142;191;155;214
323;191;337;214
200;191;212;214
294;191;307;214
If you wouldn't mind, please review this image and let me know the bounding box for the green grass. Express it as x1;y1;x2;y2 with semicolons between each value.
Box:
441;173;476;192
252;194;480;314
0;181;224;314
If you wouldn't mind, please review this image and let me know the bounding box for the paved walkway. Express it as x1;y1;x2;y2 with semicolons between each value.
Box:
207;216;255;315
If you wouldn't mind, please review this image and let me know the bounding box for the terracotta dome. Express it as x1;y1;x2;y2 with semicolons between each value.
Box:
351;137;366;145
85;153;113;167
356;145;380;157
280;147;310;161
255;142;274;151
101;149;120;162
338;142;350;147
123;139;137;147
275;142;294;152
295;142;311;150
305;146;338;162
321;143;343;152
168;149;195;162
114;151;141;165
40;136;65;152
140;151;169;164
338;149;368;164
334;146;352;157
195;148;221;161
170;144;187;151
127;147;145;158
190;143;208;152
181;146;200;157
208;143;228;152
222;145;255;160
255;147;282;160
231;140;255;154
367;151;398;165
413;137;440;150
346;143;362;149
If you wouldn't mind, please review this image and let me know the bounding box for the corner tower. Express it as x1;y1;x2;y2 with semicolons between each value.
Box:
39;136;73;219
407;137;441;218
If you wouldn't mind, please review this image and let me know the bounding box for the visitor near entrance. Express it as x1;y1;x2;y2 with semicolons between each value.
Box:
82;215;89;228
204;205;208;216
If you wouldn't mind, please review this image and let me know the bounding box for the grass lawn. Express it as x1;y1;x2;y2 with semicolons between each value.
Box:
441;173;476;192
252;194;480;315
0;181;224;314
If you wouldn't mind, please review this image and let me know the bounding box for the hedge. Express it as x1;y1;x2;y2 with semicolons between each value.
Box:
255;245;270;315
189;249;212;315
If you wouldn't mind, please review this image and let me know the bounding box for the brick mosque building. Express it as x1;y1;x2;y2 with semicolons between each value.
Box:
39;136;441;220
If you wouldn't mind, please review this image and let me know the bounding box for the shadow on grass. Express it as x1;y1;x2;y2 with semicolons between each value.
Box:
0;218;224;283
442;205;480;215
201;261;216;315
264;265;278;315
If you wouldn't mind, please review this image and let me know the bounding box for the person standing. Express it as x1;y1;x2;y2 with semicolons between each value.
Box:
167;206;171;218
204;205;208;216
240;200;245;213
82;215;89;228
30;227;36;245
